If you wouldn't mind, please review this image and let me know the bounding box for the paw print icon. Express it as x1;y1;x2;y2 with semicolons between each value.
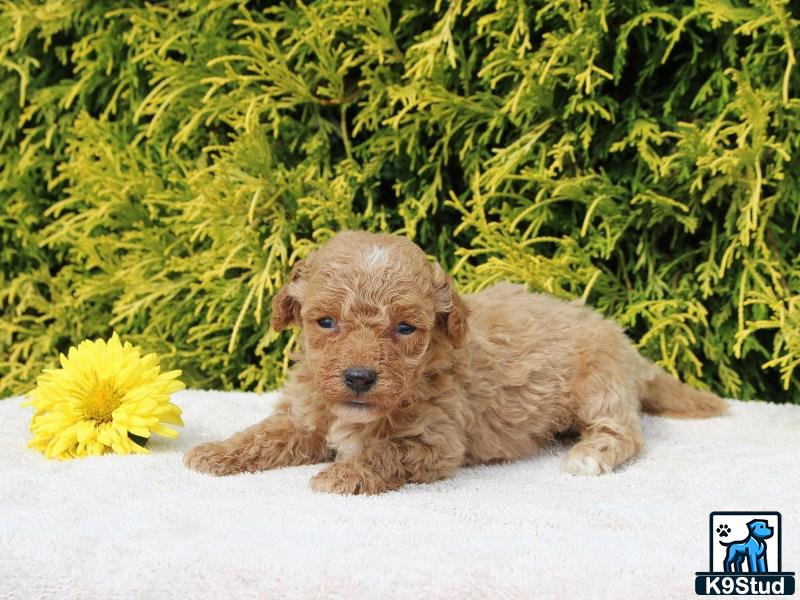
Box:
716;524;731;537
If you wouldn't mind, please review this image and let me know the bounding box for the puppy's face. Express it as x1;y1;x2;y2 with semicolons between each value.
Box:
271;232;468;422
748;520;774;539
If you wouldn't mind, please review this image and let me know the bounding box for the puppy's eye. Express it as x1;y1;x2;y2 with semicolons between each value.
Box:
396;322;416;335
317;317;335;329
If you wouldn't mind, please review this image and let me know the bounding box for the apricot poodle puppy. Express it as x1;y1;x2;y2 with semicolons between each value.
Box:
185;231;725;494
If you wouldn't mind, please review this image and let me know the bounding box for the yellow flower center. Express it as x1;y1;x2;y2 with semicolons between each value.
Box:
84;380;123;422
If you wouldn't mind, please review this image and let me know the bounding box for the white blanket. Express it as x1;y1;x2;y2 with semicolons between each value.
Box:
2;390;798;599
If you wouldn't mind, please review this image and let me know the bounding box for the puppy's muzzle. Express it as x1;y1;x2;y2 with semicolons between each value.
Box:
343;367;377;393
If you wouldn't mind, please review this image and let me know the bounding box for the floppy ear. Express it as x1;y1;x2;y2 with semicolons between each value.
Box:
271;259;307;332
431;262;470;347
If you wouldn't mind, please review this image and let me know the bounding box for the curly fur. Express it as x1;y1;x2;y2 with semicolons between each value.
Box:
185;231;726;493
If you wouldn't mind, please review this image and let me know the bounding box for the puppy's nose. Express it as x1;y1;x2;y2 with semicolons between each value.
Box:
343;368;377;393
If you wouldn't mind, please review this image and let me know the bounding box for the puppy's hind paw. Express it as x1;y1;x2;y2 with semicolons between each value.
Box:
563;448;609;476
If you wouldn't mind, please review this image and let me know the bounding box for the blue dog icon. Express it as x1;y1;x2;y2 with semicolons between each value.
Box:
720;519;774;573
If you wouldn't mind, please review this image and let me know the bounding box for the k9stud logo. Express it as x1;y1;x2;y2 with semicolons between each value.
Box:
695;512;795;595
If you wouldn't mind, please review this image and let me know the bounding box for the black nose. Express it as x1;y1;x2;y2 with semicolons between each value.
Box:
343;368;377;393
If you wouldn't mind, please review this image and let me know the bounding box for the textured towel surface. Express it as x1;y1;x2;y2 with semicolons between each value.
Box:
2;390;798;599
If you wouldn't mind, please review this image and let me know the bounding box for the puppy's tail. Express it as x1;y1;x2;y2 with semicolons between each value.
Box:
640;366;727;419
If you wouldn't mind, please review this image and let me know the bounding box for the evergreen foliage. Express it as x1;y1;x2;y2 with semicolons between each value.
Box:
1;1;798;401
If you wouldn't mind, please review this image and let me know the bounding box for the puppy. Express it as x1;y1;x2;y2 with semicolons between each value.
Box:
721;520;773;573
185;231;726;494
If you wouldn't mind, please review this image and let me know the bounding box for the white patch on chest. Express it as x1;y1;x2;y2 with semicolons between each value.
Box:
326;419;365;459
361;245;391;270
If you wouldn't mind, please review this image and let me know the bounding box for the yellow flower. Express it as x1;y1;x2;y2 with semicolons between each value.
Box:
25;333;185;459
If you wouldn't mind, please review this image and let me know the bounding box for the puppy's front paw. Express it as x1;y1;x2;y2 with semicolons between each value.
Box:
309;462;394;495
184;442;241;476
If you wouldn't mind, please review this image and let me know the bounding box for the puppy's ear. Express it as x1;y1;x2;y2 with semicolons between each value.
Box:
431;262;469;347
271;259;308;332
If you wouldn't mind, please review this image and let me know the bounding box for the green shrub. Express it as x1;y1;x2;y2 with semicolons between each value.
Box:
1;0;798;401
